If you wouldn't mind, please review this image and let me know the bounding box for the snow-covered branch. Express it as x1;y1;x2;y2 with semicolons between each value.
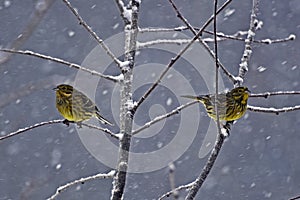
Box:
0;49;120;82
185;133;226;199
132;101;198;135
61;0;122;67
167;0;236;83
47;170;115;200
236;0;260;85
250;91;300;98
158;182;194;200
0;119;64;141
247;105;300;114
0;119;118;141
137;39;191;49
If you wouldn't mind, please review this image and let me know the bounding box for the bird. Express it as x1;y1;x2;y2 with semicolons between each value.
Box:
54;84;113;126
181;86;250;122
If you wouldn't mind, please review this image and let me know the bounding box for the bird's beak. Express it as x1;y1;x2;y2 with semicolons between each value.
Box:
246;88;251;93
53;87;58;91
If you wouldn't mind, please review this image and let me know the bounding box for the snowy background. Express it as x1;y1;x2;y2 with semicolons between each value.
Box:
1;0;300;199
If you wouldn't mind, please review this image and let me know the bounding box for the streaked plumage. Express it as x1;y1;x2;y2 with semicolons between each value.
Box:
54;84;113;126
182;87;250;122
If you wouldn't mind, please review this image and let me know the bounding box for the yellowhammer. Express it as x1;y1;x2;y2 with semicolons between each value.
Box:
54;84;113;126
182;86;250;122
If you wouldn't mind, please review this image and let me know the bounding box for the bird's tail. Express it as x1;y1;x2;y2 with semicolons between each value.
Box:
96;112;114;126
181;95;206;102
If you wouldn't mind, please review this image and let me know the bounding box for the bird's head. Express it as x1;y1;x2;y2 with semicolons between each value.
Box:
53;84;74;98
231;86;250;104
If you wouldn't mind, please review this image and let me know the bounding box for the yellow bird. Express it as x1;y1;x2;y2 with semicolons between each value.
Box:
182;87;250;122
54;84;113;126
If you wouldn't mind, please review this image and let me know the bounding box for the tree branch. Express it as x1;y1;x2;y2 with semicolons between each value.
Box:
158;182;194;200
167;0;236;83
185;133;225;199
47;170;115;200
0;49;119;82
81;122;120;140
0;119;64;141
132;101;198;135
114;0;131;24
247;105;300;114
0;119;118;141
111;1;140;199
236;0;260;85
250;91;300;98
61;0;122;67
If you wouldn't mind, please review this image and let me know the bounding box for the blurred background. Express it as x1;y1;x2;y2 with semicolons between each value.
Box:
0;0;300;199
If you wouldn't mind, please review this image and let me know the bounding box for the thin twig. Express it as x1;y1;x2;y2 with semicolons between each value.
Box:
185;1;223;199
249;91;300;98
213;0;223;137
61;0;122;67
132;0;233;112
185;133;225;199
137;39;192;49
0;49;119;82
158;182;194;200
247;105;300;114
203;30;296;44
47;170;115;200
168;163;179;200
0;119;118;141
290;195;300;200
236;0;260;85
168;0;236;83
139;27;296;45
81;122;120;140
132;101;198;135
114;0;130;24
0;119;65;141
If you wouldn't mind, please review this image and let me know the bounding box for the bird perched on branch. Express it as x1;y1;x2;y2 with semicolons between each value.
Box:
54;84;113;126
182;86;250;128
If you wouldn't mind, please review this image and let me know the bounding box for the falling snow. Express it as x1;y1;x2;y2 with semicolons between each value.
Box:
224;8;235;17
257;66;267;72
166;97;172;106
67;30;75;37
4;0;11;8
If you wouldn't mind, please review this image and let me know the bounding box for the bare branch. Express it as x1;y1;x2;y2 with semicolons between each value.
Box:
137;39;191;49
0;119;64;141
81;122;120;140
132;101;198;135
250;91;300;98
185;133;226;199
139;26;187;33
140;27;296;45
158;182;194;200
167;0;236;83
111;0;140;199
0;49;119;82
203;30;296;44
185;1;224;199
61;0;122;67
114;0;130;24
132;0;234;112
0;119;118;141
290;195;300;200
247;105;300;114
168;163;179;200
236;0;260;85
47;170;115;200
